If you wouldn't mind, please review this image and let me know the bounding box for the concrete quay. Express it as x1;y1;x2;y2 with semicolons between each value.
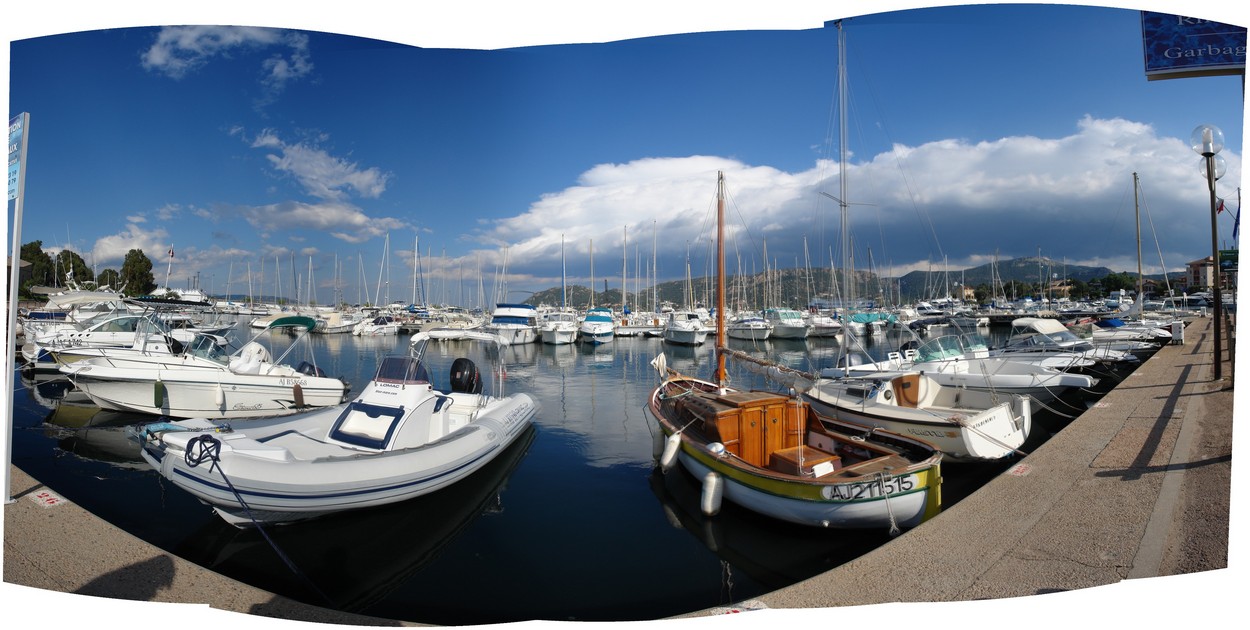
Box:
3;316;1237;628
741;315;1238;623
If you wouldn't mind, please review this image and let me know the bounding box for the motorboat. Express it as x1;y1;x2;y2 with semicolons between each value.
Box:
130;332;540;526
483;303;539;345
538;309;578;345
825;332;1096;405
995;317;1140;367
726;314;771;341
763;307;810;339
578;307;616;344
60;316;351;419
804;311;843;338
661;310;708;346
23;310;198;374
353;315;401;336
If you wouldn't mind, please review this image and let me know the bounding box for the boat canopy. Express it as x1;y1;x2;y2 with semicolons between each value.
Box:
266;316;318;331
374;355;430;384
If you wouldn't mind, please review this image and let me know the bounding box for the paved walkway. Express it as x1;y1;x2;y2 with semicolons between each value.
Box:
740;315;1238;623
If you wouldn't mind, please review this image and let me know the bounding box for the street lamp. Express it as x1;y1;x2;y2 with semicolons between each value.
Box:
1191;124;1227;381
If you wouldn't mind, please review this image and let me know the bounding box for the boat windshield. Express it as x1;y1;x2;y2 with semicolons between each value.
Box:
188;335;231;364
916;335;967;362
374;355;429;384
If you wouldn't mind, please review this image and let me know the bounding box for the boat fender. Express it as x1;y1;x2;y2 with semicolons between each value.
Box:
154;379;166;408
660;433;681;472
700;472;723;516
215;383;225;408
651;425;665;460
293;383;305;407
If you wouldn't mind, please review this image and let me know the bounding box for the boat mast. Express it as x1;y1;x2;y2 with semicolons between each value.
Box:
622;225;628;315
1134;171;1143;311
715;170;728;387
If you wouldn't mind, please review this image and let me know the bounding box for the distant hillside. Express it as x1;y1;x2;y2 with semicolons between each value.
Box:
523;256;1174;308
897;256;1116;297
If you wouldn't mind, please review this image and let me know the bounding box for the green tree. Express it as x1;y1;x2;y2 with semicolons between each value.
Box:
56;249;94;286
96;268;121;290
119;249;156;296
18;240;54;298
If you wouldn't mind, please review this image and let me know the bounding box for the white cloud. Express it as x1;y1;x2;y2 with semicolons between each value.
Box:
451;116;1240;289
141;26;311;87
250;130;391;201
233;200;408;244
90;223;170;268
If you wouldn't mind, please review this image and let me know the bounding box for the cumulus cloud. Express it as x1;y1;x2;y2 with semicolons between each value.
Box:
141;26;312;101
91;222;170;268
231;200;408;244
450;116;1240;289
251;130;390;201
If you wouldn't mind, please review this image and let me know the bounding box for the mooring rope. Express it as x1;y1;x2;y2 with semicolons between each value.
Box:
876;471;901;536
182;434;334;607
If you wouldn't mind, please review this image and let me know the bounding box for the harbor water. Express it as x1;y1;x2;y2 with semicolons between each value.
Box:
9;321;1125;624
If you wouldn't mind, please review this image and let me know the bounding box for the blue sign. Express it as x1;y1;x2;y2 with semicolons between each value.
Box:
1141;11;1247;80
7;114;25;201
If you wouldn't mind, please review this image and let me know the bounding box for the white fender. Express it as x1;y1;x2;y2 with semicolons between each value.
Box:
214;383;225;408
700;471;723;516
659;432;681;472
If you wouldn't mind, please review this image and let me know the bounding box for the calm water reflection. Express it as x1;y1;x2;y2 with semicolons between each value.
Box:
12;320;1103;624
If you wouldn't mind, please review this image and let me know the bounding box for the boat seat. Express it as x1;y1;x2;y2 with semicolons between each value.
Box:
327;401;406;450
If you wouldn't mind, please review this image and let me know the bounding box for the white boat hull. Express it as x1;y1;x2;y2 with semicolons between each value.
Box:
67;362;350;419
135;350;540;526
804;375;1032;463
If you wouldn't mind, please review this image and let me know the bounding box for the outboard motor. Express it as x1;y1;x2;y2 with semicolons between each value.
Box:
449;358;483;394
296;361;326;377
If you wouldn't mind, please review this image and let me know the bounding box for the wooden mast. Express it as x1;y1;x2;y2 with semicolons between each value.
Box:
715;170;728;387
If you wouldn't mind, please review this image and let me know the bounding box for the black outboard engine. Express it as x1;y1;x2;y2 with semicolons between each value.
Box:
296;361;326;377
449;358;483;394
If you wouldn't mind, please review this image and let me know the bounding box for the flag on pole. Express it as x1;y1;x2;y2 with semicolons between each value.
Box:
1217;198;1226;214
168;248;174;258
1234;206;1241;241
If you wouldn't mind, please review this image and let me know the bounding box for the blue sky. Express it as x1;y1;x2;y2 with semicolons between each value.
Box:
5;1;1247;308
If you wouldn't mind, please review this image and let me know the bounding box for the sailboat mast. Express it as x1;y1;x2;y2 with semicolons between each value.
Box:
622;226;628;314
715;171;728;387
1134;172;1143;308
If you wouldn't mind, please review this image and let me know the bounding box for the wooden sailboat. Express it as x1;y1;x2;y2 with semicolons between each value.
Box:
647;171;943;531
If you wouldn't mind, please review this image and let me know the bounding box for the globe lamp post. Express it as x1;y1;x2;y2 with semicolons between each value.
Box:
1192;124;1227;381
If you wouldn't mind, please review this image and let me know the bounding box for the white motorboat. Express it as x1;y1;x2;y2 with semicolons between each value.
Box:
23;311;198;374
826;332;1097;405
726;314;771;341
800;368;1033;463
353;315;401;336
60;316;351;419
763;307;810;339
130;333;540;526
661;310;708;346
996;317;1140;367
539;309;578;345
578;307;616;344
804;311;843;338
483;303;539;345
